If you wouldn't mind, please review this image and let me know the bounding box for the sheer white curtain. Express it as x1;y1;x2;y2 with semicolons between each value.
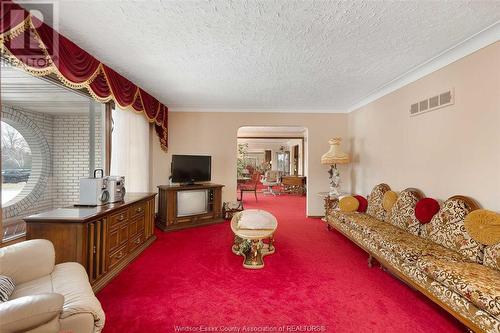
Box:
111;108;150;192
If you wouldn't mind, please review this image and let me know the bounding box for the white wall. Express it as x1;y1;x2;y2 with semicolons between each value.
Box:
348;41;500;210
111;108;151;192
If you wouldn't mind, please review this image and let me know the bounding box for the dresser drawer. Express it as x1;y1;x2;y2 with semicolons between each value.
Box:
108;244;127;270
128;232;144;254
129;202;146;219
109;209;129;228
108;223;129;253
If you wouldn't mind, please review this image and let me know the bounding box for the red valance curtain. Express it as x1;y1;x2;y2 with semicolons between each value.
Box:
0;0;168;150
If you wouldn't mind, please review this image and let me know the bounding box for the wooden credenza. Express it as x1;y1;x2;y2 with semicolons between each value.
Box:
157;183;224;231
24;193;156;292
282;176;306;195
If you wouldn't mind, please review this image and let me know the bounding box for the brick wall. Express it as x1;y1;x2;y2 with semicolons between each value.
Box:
52;112;103;207
1;105;103;219
2;105;54;218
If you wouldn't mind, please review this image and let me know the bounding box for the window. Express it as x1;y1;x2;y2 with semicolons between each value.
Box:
1;121;32;205
1;63;108;241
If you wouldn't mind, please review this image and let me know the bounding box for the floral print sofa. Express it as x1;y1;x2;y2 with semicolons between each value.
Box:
325;184;500;333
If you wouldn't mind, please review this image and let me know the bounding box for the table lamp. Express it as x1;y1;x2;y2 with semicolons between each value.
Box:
321;138;350;197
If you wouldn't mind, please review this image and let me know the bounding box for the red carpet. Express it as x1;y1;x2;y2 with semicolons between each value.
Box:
98;194;466;333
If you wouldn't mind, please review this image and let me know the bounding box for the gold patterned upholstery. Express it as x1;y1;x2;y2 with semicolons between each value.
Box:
417;256;500;318
423;197;484;263
429;281;500;333
387;189;422;236
484;243;500;271
345;213;387;236
325;188;500;333
366;184;391;221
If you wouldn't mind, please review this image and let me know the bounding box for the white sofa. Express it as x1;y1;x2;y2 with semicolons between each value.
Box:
0;239;105;333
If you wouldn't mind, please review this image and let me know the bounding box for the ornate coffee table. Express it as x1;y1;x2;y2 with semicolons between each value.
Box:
231;209;277;269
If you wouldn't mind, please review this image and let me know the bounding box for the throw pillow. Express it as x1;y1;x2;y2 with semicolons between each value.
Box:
382;191;398;212
415;198;440;224
339;196;359;212
353;195;368;213
464;209;500;245
0;275;15;302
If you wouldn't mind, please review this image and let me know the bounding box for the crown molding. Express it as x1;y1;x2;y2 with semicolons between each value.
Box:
167;106;347;113
347;21;500;113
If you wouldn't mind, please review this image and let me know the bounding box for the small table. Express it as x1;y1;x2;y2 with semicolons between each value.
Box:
282;176;306;195
231;209;277;269
222;201;244;220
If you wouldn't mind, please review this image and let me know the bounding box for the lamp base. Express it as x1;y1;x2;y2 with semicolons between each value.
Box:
328;164;341;198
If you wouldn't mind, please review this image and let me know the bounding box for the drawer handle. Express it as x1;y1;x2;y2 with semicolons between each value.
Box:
135;238;141;244
136;207;143;213
115;251;124;259
118;214;125;221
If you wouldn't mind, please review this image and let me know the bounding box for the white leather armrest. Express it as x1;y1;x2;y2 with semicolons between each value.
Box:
0;293;63;333
0;239;55;284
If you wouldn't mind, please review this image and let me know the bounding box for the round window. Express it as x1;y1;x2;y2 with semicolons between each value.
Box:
1;121;32;205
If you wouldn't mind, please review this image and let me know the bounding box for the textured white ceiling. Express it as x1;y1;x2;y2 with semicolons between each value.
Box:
52;1;500;112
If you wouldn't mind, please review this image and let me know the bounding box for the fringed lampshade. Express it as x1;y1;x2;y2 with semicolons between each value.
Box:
321;138;350;165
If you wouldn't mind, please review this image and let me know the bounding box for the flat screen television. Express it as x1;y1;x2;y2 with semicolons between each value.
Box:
171;155;211;184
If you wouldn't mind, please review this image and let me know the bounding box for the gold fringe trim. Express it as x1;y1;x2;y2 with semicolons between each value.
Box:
0;12;169;151
0;16;31;42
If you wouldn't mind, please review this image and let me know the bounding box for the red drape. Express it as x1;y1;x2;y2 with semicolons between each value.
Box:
0;0;169;150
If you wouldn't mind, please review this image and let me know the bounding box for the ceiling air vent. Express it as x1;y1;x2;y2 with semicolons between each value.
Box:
409;88;454;117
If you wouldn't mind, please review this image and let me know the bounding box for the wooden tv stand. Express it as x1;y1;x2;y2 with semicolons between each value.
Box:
156;183;224;231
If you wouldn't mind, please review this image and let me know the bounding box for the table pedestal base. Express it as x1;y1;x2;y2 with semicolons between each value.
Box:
232;235;275;269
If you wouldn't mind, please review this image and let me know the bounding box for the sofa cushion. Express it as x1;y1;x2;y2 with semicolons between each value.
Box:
373;228;465;266
423;197;484;263
417;256;500;318
415;198;441;224
339;196;359;212
0;239;55;285
353;195;368;213
366;184;391;221
0;293;64;333
382;191;398;212
484;243;500;271
464;209;500;245
346;212;381;229
11;275;53;299
328;210;352;224
51;262;105;331
387;189;422;236
375;231;433;264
